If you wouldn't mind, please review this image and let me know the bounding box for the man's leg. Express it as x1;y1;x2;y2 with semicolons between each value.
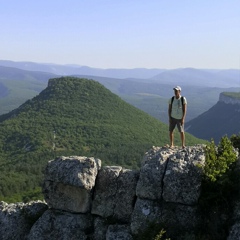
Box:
176;120;185;148
169;118;176;148
169;131;174;147
180;132;185;148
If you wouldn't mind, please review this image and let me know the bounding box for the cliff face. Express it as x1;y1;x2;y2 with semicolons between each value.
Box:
186;92;240;142
0;145;239;240
219;92;240;105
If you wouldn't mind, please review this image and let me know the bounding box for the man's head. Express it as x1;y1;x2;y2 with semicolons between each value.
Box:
173;86;181;91
173;86;181;98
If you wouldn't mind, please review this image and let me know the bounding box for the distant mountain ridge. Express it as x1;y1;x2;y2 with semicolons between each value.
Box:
1;60;240;88
0;60;240;124
0;65;57;81
0;65;57;114
0;60;165;79
151;67;240;88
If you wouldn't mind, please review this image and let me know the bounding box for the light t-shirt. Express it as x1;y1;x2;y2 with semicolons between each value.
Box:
168;96;187;119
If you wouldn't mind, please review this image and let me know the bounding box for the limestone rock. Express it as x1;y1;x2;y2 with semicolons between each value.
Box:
162;146;205;205
161;202;199;237
27;209;93;240
91;166;139;223
92;217;108;240
43;156;101;213
136;146;170;200
3;144;237;239
130;198;162;235
219;92;240;105
131;199;199;238
228;223;240;240
106;225;133;240
0;201;47;240
227;201;240;239
44;156;101;189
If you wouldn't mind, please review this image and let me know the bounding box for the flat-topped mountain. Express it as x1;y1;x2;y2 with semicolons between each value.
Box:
186;92;240;142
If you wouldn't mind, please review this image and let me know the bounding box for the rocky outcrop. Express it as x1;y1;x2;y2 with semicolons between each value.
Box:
219;92;240;105
131;146;204;236
27;209;93;240
43;156;101;213
91;166;139;223
0;201;47;240
0;145;239;239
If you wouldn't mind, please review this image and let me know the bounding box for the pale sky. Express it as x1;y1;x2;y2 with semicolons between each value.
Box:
1;0;240;69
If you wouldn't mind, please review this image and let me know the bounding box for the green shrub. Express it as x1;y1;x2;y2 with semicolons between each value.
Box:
198;135;239;239
230;133;240;149
204;136;237;182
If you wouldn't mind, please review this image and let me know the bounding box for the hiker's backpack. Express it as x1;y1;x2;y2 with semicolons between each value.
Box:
170;96;185;114
171;96;184;107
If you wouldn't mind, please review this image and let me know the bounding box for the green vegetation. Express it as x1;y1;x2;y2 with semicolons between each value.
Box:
0;187;44;203
134;222;170;240
222;92;240;99
197;136;239;240
204;136;237;182
230;133;240;148
0;77;205;202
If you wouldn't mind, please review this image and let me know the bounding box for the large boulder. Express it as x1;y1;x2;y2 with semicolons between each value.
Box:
136;146;170;200
0;201;47;240
136;146;205;204
91;166;139;223
43;156;101;213
132;146;205;238
27;209;93;240
163;146;205;205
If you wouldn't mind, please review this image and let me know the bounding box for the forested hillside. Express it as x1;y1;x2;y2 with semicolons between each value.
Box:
0;65;57;114
0;77;206;202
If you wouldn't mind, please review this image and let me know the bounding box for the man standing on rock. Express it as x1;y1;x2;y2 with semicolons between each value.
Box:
168;86;187;149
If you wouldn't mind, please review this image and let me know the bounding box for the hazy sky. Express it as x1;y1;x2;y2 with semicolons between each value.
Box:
1;0;240;69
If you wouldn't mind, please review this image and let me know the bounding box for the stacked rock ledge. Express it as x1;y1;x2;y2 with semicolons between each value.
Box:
1;145;239;239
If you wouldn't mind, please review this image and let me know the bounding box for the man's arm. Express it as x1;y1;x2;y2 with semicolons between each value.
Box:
181;103;187;125
168;104;172;121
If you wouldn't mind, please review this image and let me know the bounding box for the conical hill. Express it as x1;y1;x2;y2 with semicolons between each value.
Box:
0;77;205;201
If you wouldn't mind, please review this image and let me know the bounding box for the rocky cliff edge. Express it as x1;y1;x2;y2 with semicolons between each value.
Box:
0;145;239;239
